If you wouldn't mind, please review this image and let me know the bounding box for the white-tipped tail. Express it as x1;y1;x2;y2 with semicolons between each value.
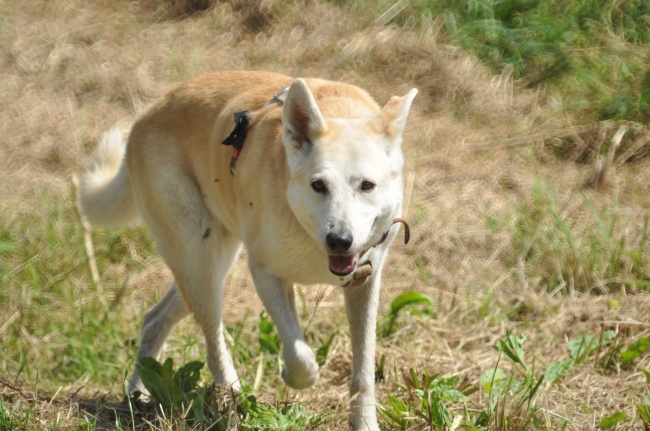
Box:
77;126;139;228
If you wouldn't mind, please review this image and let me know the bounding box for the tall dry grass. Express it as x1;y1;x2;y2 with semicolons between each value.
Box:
1;0;649;429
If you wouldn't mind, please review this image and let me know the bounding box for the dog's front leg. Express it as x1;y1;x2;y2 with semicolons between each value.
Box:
250;265;319;389
343;273;381;431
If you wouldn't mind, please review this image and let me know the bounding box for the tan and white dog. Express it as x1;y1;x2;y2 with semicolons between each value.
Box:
78;70;416;430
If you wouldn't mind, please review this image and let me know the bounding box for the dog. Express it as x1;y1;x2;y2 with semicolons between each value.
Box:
78;70;417;430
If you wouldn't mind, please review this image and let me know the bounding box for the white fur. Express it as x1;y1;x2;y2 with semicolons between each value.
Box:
77;71;416;431
77;126;138;228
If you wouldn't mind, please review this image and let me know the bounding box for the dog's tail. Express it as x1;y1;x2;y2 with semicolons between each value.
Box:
77;126;139;228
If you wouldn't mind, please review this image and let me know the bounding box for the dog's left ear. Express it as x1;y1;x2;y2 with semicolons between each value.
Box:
282;79;328;153
375;88;418;141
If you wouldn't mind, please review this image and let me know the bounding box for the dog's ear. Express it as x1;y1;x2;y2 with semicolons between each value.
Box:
374;88;418;140
282;79;328;152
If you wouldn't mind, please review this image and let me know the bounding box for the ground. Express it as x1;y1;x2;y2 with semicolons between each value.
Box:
0;0;648;430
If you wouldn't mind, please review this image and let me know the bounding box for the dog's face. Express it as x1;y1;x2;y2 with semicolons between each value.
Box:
282;79;417;276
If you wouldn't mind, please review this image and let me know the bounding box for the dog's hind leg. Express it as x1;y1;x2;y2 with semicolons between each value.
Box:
129;164;243;391
177;230;243;390
128;282;189;395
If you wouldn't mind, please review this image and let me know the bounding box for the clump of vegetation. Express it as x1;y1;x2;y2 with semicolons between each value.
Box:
132;356;330;430
411;0;650;124
379;331;650;430
493;179;650;294
1;0;649;429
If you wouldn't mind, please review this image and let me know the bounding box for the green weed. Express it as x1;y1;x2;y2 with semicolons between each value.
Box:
636;396;650;430
258;311;281;355
599;411;627;430
239;394;330;431
132;356;331;430
134;357;206;423
0;398;32;431
543;330;616;385
0;191;152;390
620;336;650;368
378;368;470;430
483;334;548;429
380;290;434;337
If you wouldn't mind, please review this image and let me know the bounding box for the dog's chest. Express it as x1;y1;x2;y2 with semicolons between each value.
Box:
250;230;352;286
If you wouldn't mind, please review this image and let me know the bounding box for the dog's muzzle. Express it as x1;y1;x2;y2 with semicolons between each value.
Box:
342;218;410;288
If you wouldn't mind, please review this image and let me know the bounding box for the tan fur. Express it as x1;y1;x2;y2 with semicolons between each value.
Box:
78;70;417;430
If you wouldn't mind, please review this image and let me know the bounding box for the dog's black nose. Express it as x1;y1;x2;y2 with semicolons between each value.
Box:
326;230;353;253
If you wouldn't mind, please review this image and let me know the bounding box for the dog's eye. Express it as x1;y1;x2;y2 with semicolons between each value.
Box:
360;180;375;192
311;179;327;193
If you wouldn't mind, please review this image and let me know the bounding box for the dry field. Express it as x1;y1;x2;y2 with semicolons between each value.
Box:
1;0;649;429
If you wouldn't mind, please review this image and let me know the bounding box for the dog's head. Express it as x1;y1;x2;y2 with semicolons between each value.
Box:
282;78;417;276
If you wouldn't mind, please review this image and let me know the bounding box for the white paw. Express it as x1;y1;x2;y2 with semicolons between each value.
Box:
128;369;150;398
217;370;241;391
210;358;241;391
281;342;319;389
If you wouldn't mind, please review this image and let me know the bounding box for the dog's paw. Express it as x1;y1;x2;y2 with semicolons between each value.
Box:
215;371;241;392
281;342;319;389
128;370;145;394
209;357;241;391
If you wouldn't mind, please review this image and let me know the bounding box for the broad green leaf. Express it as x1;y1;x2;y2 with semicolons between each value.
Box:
480;368;506;393
441;388;468;402
136;357;172;407
544;358;575;385
569;331;616;359
431;375;460;390
258;312;280;354
382;291;434;336
316;333;336;366
430;398;452;429
475;411;491;427
174;360;204;394
388;291;433;316
620;336;650;367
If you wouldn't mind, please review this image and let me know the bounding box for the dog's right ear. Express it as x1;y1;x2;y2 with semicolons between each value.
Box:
282;79;328;153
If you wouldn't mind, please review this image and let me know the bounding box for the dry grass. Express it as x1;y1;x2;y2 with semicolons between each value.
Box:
1;0;649;429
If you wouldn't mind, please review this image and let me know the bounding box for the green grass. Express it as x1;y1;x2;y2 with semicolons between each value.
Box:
377;329;650;430
0;190;155;392
491;178;650;294
331;0;649;127
411;0;650;124
2;1;649;428
1;190;648;428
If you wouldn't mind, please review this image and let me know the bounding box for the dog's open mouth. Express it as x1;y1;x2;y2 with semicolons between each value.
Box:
328;252;359;276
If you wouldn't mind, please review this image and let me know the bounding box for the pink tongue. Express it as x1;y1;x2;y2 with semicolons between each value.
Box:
328;253;359;276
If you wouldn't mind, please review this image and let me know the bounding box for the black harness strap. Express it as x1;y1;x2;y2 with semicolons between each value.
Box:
221;88;412;288
221;86;290;176
221;110;251;175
